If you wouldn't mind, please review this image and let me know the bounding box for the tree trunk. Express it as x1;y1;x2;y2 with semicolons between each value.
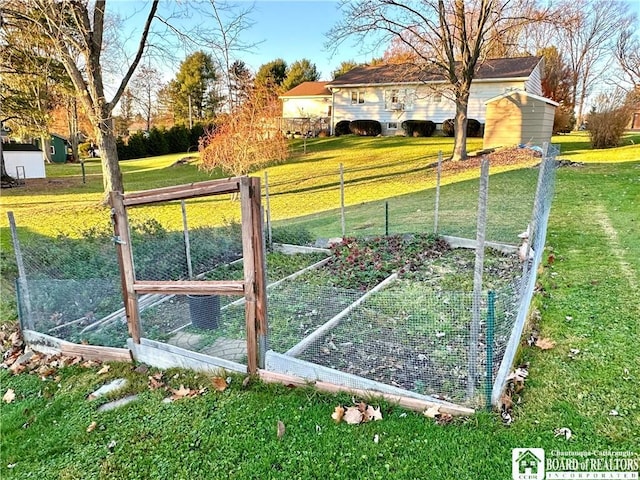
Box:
67;97;80;162
95;117;124;195
40;135;52;163
451;92;469;161
1;141;13;182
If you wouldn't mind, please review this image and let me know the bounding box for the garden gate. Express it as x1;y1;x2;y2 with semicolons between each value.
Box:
109;176;267;373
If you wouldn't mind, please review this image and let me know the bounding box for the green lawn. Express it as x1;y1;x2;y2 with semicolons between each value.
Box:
1;133;639;478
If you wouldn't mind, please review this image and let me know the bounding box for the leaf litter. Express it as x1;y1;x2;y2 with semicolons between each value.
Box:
331;400;383;425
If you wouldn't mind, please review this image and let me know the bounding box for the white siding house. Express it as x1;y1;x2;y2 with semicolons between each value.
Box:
325;57;545;136
280;82;332;119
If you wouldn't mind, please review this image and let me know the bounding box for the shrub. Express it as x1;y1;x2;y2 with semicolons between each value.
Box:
271;225;314;246
442;119;455;137
401;120;436;137
147;127;169;156
115;137;130;160
553;106;576;134
166;125;191;153
334;120;351;136
127;132;148;159
189;124;206;150
588;107;632;148
467;119;483;137
349;119;382;136
441;118;483;137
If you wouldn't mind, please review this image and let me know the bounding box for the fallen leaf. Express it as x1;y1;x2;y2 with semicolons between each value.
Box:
435;413;454;425
423;405;441;418
242;376;251;388
9;331;22;347
554;427;572;440
148;375;164;390
9;363;26;375
107;440;117;450
343;406;363;425
366;405;383;421
133;364;149;374
3;388;16;403
170;384;192;400
211;377;228;392
87;421;97;433
276;420;285;439
535;337;556;350
331;405;345;423
373;434;379;444
500;394;514;411
97;365;110;375
609;410;619;416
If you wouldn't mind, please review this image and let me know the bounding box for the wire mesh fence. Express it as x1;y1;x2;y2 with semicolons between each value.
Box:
10;144;557;409
264;149;542;245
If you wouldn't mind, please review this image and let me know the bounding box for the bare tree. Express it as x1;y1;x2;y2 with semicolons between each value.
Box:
552;0;632;128
129;64;162;131
199;1;256;113
615;25;640;88
199;85;288;177
329;0;545;161
0;0;160;195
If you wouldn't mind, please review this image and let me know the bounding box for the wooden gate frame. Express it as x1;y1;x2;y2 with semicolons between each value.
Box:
109;176;267;374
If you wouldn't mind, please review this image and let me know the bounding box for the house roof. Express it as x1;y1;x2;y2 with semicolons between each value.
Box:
280;81;332;97
327;56;542;87
485;89;559;106
2;143;42;152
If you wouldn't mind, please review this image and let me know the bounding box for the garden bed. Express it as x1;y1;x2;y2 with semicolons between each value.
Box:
264;235;523;404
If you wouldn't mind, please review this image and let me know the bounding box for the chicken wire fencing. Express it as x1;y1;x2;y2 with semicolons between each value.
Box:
263;147;546;246
10;145;557;408
264;148;558;408
9;195;247;351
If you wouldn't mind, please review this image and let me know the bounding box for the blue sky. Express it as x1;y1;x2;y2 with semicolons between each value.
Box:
109;0;640;89
111;0;380;83
239;1;377;80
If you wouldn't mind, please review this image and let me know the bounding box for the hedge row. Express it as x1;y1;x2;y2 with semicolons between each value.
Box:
335;118;483;137
115;124;211;160
441;118;483;138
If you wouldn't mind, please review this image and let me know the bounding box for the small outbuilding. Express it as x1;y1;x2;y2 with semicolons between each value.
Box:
2;143;46;179
483;90;558;150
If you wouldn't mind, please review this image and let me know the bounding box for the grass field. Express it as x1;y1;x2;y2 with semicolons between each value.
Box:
1;133;639;478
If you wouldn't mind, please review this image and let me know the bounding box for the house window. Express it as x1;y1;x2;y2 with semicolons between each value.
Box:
351;91;365;104
430;93;442;103
387;122;398;130
385;88;415;111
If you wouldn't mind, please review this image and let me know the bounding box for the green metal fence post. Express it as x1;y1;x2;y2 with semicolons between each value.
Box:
486;290;496;410
385;201;389;236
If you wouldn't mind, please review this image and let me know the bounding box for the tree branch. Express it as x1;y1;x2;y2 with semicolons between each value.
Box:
109;0;159;112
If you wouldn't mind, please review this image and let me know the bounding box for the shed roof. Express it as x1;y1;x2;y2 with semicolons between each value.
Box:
327;56;542;87
2;143;42;151
485;89;559;106
280;81;332;97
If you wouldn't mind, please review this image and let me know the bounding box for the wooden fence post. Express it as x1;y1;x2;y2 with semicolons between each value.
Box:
240;178;258;374
251;177;268;369
109;191;141;344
